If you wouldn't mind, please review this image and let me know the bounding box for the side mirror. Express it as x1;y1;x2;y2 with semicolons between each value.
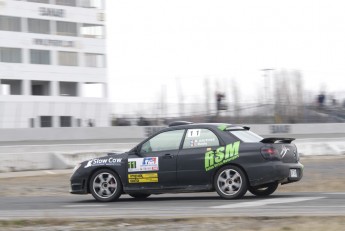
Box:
133;146;142;157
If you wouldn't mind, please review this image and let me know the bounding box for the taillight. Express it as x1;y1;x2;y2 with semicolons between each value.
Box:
261;146;280;160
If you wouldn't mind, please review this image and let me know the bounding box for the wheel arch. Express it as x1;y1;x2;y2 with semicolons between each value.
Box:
87;167;124;193
212;163;249;188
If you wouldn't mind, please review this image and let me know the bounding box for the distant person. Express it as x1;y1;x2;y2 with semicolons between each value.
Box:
88;119;94;127
216;92;225;115
317;93;325;107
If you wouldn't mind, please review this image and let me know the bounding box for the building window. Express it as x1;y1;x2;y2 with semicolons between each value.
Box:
59;81;78;96
40;116;52;127
85;53;105;68
56;21;77;36
60;116;72;127
28;18;50;34
27;0;50;3
31;80;51;96
55;0;76;6
58;51;78;66
82;82;104;98
0;79;22;95
0;15;21;32
0;47;22;63
80;0;104;9
81;24;104;38
30;49;51;65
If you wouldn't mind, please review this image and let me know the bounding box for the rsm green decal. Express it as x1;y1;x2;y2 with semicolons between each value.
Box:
205;141;240;171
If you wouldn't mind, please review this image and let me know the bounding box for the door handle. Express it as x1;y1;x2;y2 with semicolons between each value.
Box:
163;153;173;159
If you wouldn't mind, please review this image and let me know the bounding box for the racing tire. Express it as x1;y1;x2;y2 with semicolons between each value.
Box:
129;193;151;199
249;182;279;197
90;169;122;202
214;165;248;199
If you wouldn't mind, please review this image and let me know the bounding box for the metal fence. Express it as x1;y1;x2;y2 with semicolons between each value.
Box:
0;100;345;128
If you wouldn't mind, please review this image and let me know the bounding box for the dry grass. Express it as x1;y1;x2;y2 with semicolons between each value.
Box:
0;216;345;231
279;156;345;193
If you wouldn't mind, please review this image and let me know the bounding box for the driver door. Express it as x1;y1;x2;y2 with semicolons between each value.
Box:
126;129;185;189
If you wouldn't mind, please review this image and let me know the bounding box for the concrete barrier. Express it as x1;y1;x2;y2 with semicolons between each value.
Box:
0;153;52;172
0;123;345;142
249;123;345;136
0;127;149;142
0;124;344;172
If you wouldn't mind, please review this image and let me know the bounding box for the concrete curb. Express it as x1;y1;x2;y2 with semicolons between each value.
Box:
0;169;72;179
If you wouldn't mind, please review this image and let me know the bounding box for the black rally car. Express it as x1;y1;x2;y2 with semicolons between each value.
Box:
70;122;303;202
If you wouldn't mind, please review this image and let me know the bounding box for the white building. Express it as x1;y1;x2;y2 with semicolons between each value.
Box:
0;0;109;128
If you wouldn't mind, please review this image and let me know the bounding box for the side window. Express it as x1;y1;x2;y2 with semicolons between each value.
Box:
183;129;220;149
140;129;185;153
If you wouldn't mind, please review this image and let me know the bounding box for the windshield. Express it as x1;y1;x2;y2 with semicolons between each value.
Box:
229;130;263;143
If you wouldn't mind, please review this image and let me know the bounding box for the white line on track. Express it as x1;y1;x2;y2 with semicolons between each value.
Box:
63;205;107;208
211;197;324;209
323;192;345;195
43;170;56;175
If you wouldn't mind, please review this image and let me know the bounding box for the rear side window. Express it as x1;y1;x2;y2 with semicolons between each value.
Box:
229;130;263;143
183;129;219;149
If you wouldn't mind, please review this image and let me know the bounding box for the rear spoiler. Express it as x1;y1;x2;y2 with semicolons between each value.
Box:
261;138;295;144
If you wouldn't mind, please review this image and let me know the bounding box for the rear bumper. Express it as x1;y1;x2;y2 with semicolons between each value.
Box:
247;162;303;187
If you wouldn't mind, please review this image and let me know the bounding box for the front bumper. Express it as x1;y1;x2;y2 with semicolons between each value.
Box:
70;173;88;194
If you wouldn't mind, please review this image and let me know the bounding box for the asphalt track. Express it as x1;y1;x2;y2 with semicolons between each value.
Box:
0;192;344;219
0;134;344;220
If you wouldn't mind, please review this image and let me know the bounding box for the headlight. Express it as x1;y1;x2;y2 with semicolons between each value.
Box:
71;163;82;175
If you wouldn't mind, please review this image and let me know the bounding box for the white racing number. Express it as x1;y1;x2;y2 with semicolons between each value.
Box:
187;129;201;138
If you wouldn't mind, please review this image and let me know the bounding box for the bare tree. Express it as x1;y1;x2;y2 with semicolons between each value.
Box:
232;79;240;122
176;77;184;117
204;78;210;115
273;69;304;123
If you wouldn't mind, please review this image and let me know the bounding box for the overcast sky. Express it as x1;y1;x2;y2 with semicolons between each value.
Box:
107;0;345;104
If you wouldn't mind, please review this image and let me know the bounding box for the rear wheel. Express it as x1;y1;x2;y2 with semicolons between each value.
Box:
249;182;279;196
129;193;151;199
90;169;122;202
214;165;248;199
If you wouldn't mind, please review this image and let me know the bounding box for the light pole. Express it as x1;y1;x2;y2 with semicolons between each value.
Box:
261;68;274;105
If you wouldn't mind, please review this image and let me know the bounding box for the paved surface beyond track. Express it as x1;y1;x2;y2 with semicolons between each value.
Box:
0;133;345;146
0;192;344;219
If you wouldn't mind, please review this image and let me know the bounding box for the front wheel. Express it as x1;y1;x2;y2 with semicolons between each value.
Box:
214;165;248;199
90;169;122;202
249;182;279;196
